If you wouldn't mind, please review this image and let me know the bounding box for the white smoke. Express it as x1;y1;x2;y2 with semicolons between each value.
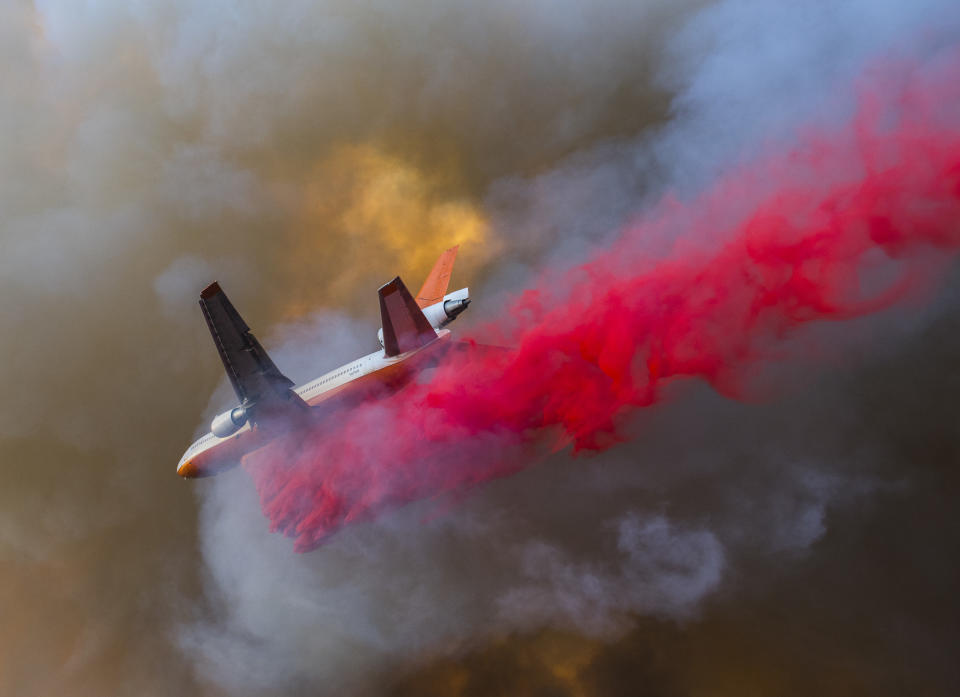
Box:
500;515;726;635
183;2;960;694
2;0;957;694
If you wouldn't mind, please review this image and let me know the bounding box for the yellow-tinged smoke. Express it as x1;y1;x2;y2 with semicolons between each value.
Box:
7;1;956;697
1;0;689;687
390;630;603;697
281;144;498;317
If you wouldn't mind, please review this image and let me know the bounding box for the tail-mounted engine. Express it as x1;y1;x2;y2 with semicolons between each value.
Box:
422;288;470;329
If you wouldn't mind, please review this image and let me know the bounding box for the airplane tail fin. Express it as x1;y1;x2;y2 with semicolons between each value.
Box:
379;276;438;357
416;245;459;308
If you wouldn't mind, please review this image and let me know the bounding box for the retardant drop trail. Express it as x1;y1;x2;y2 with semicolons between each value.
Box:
244;49;960;552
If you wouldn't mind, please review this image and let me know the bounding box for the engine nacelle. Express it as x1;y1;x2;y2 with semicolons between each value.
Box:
211;406;248;438
422;288;470;329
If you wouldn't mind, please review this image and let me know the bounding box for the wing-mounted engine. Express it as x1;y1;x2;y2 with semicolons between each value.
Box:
211;406;248;438
199;282;308;432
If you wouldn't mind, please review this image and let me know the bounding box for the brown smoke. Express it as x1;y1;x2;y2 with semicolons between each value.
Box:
0;1;690;694
3;0;959;695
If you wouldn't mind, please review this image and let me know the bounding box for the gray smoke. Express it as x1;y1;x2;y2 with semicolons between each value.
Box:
2;0;958;695
184;2;960;696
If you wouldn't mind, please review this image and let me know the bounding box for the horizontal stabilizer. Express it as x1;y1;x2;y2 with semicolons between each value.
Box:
379;276;438;357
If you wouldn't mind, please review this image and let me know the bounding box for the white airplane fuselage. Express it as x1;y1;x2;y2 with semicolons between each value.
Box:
178;245;468;480
177;329;453;478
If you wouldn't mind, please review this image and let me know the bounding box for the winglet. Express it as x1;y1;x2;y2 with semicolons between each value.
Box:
379;276;438;357
200;281;222;299
416;245;459;309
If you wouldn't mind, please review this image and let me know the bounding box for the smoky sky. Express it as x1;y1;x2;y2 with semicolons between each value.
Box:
2;1;959;696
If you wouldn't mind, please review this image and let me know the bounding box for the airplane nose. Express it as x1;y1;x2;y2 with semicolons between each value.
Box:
177;459;198;478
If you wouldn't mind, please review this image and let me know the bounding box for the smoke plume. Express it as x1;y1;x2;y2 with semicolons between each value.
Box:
2;0;959;695
188;3;960;695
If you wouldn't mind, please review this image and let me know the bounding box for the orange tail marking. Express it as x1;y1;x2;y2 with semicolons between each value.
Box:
415;245;459;308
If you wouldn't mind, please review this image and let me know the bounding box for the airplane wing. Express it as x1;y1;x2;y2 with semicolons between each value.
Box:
199;282;308;417
379;276;438;357
416;245;459;308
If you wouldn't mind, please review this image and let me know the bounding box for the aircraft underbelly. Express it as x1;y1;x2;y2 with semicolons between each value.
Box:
183;337;449;477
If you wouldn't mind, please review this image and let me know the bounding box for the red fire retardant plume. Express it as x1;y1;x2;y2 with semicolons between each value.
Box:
246;50;960;552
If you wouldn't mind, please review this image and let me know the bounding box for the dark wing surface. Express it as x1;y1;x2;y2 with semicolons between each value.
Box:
199;282;307;416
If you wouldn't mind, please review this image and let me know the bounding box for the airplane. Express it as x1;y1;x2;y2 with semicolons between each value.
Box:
177;246;470;478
